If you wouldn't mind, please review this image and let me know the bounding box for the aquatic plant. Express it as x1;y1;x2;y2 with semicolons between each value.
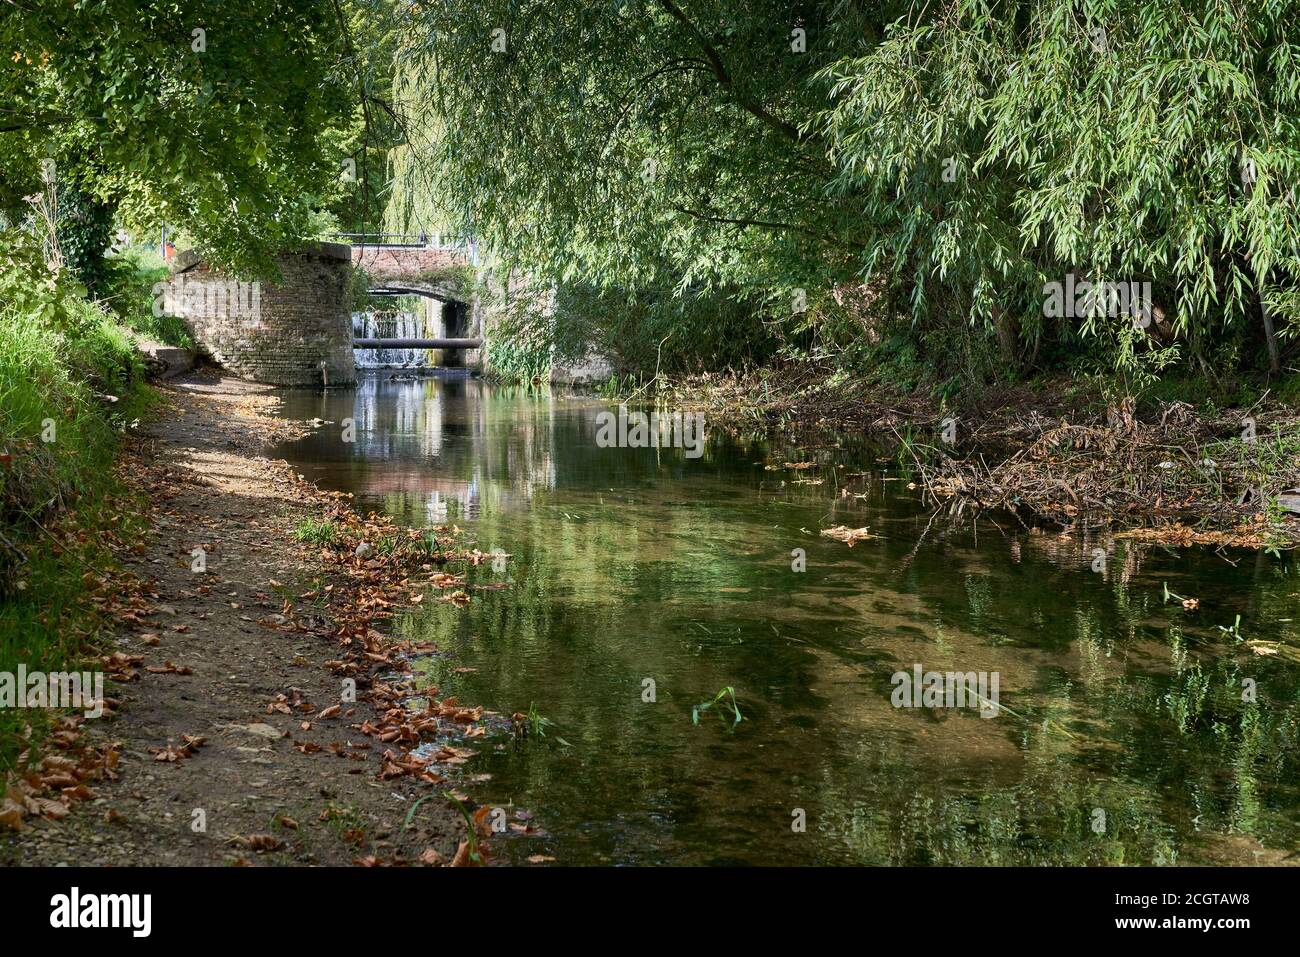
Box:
1217;615;1244;642
692;686;744;728
514;702;572;748
442;790;483;864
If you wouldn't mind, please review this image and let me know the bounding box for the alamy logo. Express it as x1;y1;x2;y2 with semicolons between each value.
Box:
50;887;151;937
1042;272;1152;328
595;405;705;459
890;664;1000;717
152;276;261;325
0;667;104;718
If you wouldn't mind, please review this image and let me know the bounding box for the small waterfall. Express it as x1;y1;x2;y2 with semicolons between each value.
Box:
352;310;430;368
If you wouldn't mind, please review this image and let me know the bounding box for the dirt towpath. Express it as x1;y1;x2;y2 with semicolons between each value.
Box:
2;374;491;866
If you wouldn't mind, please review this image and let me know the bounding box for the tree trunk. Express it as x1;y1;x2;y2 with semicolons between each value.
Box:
991;305;1020;367
1242;174;1281;376
1260;290;1282;376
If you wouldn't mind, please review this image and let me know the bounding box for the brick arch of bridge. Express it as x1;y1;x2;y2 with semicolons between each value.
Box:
350;244;481;361
364;282;471;338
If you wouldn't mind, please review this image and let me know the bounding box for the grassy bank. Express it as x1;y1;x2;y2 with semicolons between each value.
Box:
0;242;154;780
101;245;192;349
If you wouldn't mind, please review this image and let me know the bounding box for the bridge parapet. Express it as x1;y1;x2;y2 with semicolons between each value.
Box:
348;241;480;299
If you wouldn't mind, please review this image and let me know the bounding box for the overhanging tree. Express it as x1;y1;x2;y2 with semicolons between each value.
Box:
385;0;1300;382
1;0;355;276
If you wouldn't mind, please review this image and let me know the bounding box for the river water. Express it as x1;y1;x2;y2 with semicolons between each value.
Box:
271;373;1300;866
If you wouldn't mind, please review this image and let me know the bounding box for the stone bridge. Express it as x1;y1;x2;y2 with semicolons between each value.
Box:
344;235;485;369
166;237;609;388
165;238;497;387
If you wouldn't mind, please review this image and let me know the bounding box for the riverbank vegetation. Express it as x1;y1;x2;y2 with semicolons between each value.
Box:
0;0;365;789
0;230;151;775
366;0;1300;539
0;0;369;589
664;364;1300;544
382;0;1299;398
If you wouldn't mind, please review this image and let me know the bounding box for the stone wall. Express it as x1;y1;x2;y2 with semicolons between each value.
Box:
551;348;616;386
168;243;357;386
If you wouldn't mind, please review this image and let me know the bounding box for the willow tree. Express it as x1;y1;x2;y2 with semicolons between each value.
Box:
385;0;1299;382
817;0;1300;377
384;0;901;371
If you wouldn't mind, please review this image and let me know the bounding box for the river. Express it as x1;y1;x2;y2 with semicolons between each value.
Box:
271;373;1300;866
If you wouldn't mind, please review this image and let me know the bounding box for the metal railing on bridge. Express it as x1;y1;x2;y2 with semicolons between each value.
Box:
331;232;471;249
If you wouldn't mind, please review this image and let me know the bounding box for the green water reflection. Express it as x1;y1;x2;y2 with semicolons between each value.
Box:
272;374;1300;866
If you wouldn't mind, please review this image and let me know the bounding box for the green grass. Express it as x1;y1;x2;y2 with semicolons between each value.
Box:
485;337;551;385
442;790;483;864
409;529;444;558
1191;423;1300;537
0;288;153;779
0;486;148;775
101;245;192;348
0;299;146;548
292;518;342;546
1273;372;1300;406
691;686;744;728
292;519;449;562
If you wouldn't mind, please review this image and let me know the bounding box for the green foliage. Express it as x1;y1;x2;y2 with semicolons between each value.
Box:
486;276;781;381
0;487;145;778
441;790;483;863
1;0;355;276
519;702;571;747
556;283;781;376
412;263;477;295
293;518;342;546
485;336;551;385
390;1;857;287
526;701;553;737
692;686;744;728
384;0;1300;389
55;181;114;296
348;265;373;312
101;245;192;348
386;0;857;377
0;235;143;543
817;0;1300;372
0;229;80;328
0;238;151;776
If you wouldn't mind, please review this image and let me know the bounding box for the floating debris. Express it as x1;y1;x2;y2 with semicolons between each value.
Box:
819;525;877;546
